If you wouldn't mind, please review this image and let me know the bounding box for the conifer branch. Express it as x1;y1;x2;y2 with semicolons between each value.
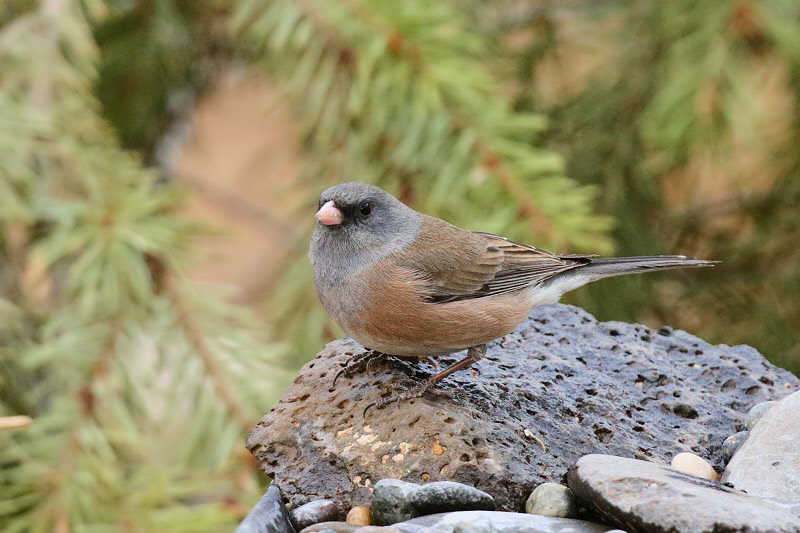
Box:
165;276;254;433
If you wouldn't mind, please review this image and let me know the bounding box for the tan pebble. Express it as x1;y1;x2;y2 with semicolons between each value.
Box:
364;478;371;486
347;506;373;526
353;475;361;484
363;425;372;432
337;427;354;438
421;473;430;481
381;455;389;464
392;453;404;462
671;452;719;481
432;441;445;455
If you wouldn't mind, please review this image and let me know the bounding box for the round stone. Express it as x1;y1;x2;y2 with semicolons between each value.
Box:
292;499;341;530
371;479;419;525
346;506;373;526
722;431;748;463
525;483;578;518
670;452;719;481
745;401;777;430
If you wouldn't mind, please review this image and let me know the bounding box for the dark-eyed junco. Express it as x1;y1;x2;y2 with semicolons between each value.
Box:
309;182;712;408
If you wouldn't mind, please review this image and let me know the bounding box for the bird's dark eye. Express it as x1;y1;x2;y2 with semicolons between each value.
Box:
359;201;373;217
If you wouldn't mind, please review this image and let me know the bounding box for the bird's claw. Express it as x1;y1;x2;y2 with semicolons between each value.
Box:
362;378;437;417
333;349;385;387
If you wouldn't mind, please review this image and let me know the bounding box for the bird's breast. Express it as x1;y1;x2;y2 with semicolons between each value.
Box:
334;263;532;357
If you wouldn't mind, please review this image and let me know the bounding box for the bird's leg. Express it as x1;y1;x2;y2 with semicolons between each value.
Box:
333;349;388;387
365;344;487;414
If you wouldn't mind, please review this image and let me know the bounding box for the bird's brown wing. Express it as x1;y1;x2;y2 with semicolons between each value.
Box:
399;217;591;303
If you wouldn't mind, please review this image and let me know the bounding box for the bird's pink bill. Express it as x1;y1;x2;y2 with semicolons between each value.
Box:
315;200;344;226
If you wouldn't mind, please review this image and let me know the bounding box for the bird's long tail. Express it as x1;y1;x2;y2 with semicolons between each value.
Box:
572;255;715;280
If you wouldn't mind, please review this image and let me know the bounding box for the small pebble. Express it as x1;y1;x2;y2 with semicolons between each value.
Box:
347;506;373;526
525;482;578;518
292;499;341;530
744;401;776;430
671;452;719;481
371;479;420;525
722;431;748;463
408;481;495;516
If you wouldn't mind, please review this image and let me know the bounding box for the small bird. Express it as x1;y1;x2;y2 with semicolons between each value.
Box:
309;182;712;409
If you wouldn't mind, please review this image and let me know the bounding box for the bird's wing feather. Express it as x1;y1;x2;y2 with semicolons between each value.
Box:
399;218;589;302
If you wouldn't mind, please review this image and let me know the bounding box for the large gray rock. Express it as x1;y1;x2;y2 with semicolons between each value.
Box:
568;454;800;533
723;390;800;516
402;511;614;533
247;304;799;512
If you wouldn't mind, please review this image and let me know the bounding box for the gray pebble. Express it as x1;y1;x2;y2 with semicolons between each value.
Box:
525;483;578;518
372;479;420;525
372;479;496;526
722;431;748;463
292;499;341;530
745;401;776;430
409;481;495;516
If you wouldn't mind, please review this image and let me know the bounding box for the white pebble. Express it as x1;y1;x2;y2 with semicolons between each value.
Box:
671;452;719;481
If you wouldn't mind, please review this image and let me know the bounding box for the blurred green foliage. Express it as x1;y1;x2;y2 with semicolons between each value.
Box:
1;0;798;530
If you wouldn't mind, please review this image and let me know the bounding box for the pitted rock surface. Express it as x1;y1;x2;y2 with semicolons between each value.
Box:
247;304;799;512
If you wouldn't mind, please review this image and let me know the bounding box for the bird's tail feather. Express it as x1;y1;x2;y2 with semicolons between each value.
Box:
572;255;715;281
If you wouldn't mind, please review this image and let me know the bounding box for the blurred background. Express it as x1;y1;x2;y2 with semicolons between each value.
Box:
1;0;798;530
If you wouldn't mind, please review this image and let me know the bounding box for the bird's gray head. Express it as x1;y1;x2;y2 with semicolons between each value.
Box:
309;182;421;276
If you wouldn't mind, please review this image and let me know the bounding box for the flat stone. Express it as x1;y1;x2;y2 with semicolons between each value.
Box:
292;499;342;530
408;481;495;516
299;522;358;533
354;527;429;533
402;511;614;533
723;390;800;516
247;304;800;512
568;454;800;532
235;483;296;533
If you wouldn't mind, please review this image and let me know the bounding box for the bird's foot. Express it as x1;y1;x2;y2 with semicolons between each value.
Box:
333;349;387;387
364;377;439;416
362;344;487;416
